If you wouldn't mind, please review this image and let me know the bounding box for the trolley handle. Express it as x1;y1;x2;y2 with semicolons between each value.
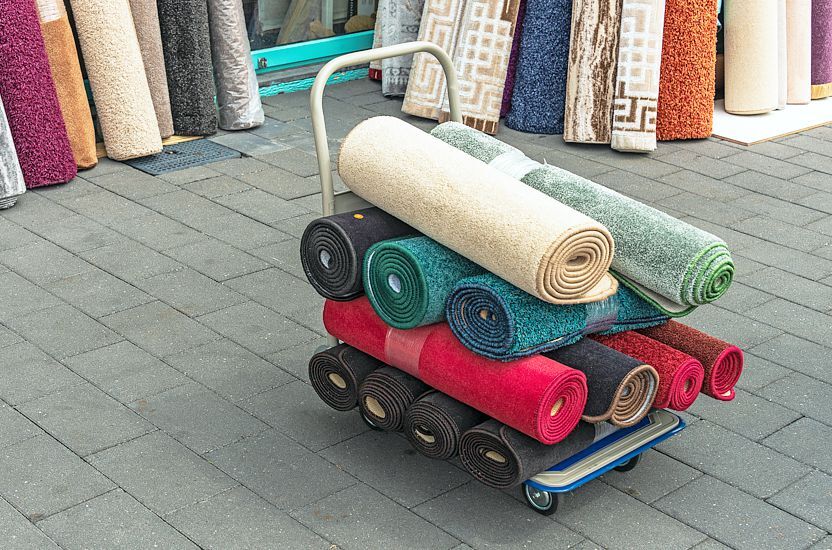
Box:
310;41;463;217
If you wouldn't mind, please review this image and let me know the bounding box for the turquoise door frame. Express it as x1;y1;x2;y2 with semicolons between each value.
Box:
251;30;375;75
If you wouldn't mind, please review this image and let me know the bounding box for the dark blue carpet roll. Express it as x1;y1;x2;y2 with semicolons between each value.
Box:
446;273;668;361
504;0;572;134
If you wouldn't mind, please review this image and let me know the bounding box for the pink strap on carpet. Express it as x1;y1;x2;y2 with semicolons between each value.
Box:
384;325;433;377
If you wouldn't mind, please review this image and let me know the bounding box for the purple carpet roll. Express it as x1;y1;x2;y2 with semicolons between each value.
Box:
812;0;832;99
0;0;76;188
500;0;527;117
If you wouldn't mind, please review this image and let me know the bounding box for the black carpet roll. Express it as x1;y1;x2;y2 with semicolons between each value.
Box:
308;344;384;411
404;391;486;460
459;419;598;489
544;339;659;427
157;0;218;136
300;207;415;301
358;366;430;431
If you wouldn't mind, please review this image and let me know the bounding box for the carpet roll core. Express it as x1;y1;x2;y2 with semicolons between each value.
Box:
358;367;430;431
724;0;779;115
309;344;384;411
404;391;485;459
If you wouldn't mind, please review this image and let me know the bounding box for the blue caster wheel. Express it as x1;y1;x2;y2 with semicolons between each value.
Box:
614;454;641;473
523;484;560;516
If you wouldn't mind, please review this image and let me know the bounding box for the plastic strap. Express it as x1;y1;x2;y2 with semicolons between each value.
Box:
488;150;541;181
384;325;433;377
582;294;620;335
35;0;65;22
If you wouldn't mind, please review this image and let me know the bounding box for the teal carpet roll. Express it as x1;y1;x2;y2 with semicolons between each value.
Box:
446;273;668;361
431;122;735;316
364;236;485;329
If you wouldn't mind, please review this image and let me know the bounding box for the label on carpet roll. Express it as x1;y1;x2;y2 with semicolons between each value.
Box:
384;325;433;377
35;0;65;22
583;295;619;334
488;150;540;180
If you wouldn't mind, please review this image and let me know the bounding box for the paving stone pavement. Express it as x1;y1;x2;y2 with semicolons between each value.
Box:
1;77;831;549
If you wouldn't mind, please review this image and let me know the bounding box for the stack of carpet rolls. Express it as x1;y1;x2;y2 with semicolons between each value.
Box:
301;116;744;490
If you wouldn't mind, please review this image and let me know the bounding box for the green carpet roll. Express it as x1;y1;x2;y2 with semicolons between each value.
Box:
364;236;486;329
431;122;734;316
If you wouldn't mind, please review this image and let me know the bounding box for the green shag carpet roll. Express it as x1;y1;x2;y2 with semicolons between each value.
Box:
364;236;486;329
431;122;735;316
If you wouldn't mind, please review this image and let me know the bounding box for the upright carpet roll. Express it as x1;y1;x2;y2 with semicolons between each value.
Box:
500;0;527;117
364;236;485;329
655;0;718;140
358;367;430;431
724;0;779;115
309;344;385;411
812;0;832;99
339;117;617;305
563;0;624;143
300;208;416;301
207;0;265;131
0;97;26;209
70;0;162;160
431;122;735;317
404;391;486;460
638;320;743;401
611;0;666;152
787;0;812;104
446;274;668;361
378;0;424;96
129;0;175;138
0;0;76;187
778;0;788;109
324;297;588;444
592;332;704;411
504;0;573;133
158;0;218;135
369;14;382;81
544;339;658;427
36;0;97;169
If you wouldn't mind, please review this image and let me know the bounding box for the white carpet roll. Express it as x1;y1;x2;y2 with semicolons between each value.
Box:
778;0;788;109
724;0;779;115
787;0;812;104
0;96;25;209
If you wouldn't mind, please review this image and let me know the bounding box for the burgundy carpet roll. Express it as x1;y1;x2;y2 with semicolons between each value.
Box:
812;0;832;99
592;332;704;411
639;320;743;401
308;344;385;411
404;391;486;460
323;297;588;444
0;0;76;187
358;367;430;431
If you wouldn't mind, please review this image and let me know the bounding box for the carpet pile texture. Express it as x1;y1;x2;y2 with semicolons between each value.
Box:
500;0;526;117
811;0;832;99
724;0;778;115
787;0;812;104
358;366;431;431
129;0;175;138
378;0;425;96
404;391;486;459
0;96;25;209
309;344;384;411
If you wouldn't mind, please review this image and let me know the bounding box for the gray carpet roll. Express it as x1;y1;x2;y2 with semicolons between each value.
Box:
129;0;175;138
158;0;218;136
0;95;25;209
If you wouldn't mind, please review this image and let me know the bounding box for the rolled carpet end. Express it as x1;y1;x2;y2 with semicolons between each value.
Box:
358;366;431;431
404;391;486;460
309;344;385;411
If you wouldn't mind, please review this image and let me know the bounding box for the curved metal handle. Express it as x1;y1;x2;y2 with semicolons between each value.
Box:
310;41;462;217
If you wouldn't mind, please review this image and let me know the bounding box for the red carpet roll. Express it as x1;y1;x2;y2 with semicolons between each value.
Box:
639;321;743;401
323;297;588;444
592;332;704;411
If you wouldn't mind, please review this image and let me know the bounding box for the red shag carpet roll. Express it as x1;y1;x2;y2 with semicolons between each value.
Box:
323;297;588;444
592;332;704;411
639;320;743;401
0;0;76;187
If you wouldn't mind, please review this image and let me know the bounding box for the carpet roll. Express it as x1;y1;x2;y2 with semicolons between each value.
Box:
638;320;743;401
70;0;163;160
0;97;26;209
504;0;572;133
787;0;812;104
459;419;601;489
364;236;485;329
655;0;718;140
378;0;424;96
544;339;658;427
500;0;527;117
300;207;415;301
724;0;779;115
404;391;486;460
309;344;385;411
324;297;588;444
611;0;666;152
563;0;623;143
339;116;617;305
592;332;704;411
129;0;175;138
358;366;430;431
207;0;265;131
36;0;97;169
778;0;788;109
0;0;76;187
446;274;668;361
158;0;218;135
812;0;832;99
431;122;735;317
369;14;382;81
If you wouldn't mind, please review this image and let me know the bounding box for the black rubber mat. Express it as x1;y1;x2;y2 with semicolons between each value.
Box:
124;139;240;175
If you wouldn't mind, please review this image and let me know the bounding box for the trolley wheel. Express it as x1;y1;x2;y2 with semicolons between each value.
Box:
360;409;384;431
614;454;641;473
523;484;560;516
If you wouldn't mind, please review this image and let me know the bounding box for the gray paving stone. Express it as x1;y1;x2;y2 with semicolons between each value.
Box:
273;212;321;238
0;216;41;252
658;170;749;201
1;192;75;230
206;429;356;511
45;269;154;318
130;382;267;454
746;140;806;159
767;471;832;532
686;388;802;441
744;298;832;347
0;403;43;450
792;170;832;191
0;342;84;405
196;212;293;251
77;157;130;178
683;306;782;349
764;417;832;474
289;193;323;214
591;170;681;203
139;190;234;228
734;353;791;392
654;475;824;550
34;177;100;205
165;338;292;402
796;190;832;215
0;435;114;521
182;175;252;198
224;266;321;317
690;538;732;550
590;154;680;180
79;240;184;283
213;188;310;224
656;150;746;180
0;496;60;549
657;420;810;498
32;214;123;253
568;541;605;550
64;341;187;404
7;304;122;359
660;192;755;226
101;301;220;358
62;189;151;226
729;193;825;226
0;323;22;349
742;266;832;312
210;131;292;157
249;238;306;280
533;149;614;179
809;536;832;550
137;268;247;317
3;241;93;285
731;216;830;252
208;157;271;177
758;372;832;424
736;241;832;281
748;333;832;384
707;281;773;315
89;168;179;200
114;212;207;252
724;170;816;201
237;165;323;199
157;165;222;185
249;117;307;140
165;238;269;281
89;431;236;515
266;336;330;380
721;151;813;179
599;449;701;504
667;138;743;159
258;147;321;177
788;151;832;174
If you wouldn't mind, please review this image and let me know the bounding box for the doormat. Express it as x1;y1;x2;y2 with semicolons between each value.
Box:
124;138;240;175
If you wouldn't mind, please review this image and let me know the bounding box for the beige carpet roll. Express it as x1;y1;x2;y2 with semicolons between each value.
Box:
778;0;788;109
338;116;617;305
69;0;161;160
787;0;812;104
724;0;779;115
129;0;175;138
